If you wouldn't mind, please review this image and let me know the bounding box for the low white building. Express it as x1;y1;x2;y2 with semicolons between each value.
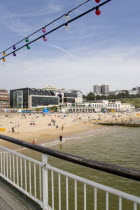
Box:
59;100;134;113
121;103;135;111
102;100;121;111
128;90;139;95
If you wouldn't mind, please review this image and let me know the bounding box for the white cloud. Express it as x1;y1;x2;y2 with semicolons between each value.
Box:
0;2;62;19
0;45;140;93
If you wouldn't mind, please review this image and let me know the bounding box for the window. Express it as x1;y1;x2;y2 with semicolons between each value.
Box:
32;96;58;107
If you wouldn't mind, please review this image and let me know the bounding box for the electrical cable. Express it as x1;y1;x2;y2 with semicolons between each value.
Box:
0;0;111;61
0;0;90;55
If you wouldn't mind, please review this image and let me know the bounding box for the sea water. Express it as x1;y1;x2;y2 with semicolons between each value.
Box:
21;126;140;209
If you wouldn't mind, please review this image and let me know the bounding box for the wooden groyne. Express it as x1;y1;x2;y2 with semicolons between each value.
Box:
99;123;140;127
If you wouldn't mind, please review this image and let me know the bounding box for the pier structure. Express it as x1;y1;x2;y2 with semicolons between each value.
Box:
0;134;140;209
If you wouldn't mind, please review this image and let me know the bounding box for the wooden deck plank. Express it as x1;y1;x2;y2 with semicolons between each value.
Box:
0;186;26;210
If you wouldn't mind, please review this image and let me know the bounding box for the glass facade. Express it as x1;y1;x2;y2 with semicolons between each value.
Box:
10;88;57;108
10;88;29;108
29;89;55;96
64;98;75;103
64;93;77;98
32;96;58;107
10;88;83;108
12;90;23;108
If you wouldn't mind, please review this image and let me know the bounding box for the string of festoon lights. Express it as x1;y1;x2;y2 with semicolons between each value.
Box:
0;0;91;56
1;0;111;62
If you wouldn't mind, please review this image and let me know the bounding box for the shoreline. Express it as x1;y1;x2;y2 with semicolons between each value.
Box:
0;123;102;151
0;112;140;151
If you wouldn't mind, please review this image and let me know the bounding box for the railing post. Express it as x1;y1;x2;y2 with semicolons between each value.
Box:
42;154;49;210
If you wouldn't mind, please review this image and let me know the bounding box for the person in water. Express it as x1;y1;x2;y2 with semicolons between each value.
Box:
59;135;63;142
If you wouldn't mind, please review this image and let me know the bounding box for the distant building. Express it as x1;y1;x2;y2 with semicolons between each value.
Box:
0;89;10;108
93;84;109;95
132;86;140;92
42;85;56;91
114;90;126;95
128;90;139;95
129;86;140;95
101;84;109;95
108;91;116;95
93;84;101;95
10;88;59;109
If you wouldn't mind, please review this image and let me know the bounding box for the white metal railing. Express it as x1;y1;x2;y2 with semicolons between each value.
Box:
0;145;140;210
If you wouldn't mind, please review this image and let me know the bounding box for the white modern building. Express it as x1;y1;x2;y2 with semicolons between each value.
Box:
60;100;134;113
121;103;135;111
43;86;83;104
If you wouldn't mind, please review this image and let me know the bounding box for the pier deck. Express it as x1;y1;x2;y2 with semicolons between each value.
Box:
0;186;26;210
0;178;42;210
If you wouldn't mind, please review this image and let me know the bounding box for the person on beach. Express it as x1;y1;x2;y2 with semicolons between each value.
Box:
32;139;37;144
12;127;15;132
61;124;64;130
59;135;63;142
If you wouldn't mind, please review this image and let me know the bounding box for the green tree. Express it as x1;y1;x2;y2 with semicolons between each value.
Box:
95;95;101;100
107;94;116;99
87;92;95;101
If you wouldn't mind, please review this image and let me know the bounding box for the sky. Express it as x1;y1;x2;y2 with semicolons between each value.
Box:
0;0;140;94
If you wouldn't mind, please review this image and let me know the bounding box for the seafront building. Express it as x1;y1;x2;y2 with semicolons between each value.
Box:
10;87;83;109
42;85;83;104
55;89;83;104
60;100;135;113
9;87;135;112
0;89;10;108
10;88;59;109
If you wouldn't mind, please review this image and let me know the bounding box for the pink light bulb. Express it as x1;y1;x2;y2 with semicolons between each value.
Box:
42;28;46;33
43;36;47;41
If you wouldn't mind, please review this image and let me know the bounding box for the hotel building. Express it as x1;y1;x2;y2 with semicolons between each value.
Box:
0;89;10;108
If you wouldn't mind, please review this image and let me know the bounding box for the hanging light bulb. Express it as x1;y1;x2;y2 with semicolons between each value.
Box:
65;23;70;31
26;45;30;50
3;52;6;56
13;45;16;50
25;37;29;42
43;35;47;42
13;52;16;56
95;8;101;15
2;57;6;62
95;0;100;3
65;14;69;21
42;27;46;33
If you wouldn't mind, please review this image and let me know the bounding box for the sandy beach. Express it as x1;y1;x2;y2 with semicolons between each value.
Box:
0;111;140;150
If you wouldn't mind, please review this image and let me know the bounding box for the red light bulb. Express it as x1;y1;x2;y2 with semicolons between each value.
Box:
95;9;101;15
95;0;100;3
